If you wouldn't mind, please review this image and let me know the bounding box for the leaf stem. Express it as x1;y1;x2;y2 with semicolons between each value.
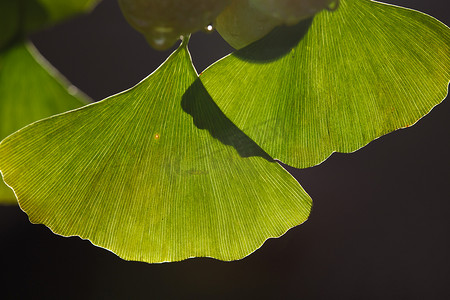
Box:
180;34;191;49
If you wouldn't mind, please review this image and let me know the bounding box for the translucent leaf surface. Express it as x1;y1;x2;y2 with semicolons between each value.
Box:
0;44;311;262
201;0;450;168
0;42;86;204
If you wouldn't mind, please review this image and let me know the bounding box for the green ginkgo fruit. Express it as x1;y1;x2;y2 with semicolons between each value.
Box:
214;0;280;50
251;0;338;25
118;0;231;50
215;0;339;49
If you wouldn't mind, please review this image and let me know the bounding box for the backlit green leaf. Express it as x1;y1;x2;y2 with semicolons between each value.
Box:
0;42;87;204
201;0;450;168
0;43;311;262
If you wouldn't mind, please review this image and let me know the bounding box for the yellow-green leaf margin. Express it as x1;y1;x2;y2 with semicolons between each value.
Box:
0;42;311;262
201;0;450;168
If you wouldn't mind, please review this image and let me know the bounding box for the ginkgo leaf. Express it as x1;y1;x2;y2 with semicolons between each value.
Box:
36;0;100;25
0;1;19;50
0;0;100;50
201;0;450;168
0;42;87;204
0;41;311;262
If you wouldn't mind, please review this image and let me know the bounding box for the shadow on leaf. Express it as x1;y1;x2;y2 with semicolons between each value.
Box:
233;17;313;63
182;78;273;162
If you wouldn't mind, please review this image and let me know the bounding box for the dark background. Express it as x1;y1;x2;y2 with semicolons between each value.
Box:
1;0;449;299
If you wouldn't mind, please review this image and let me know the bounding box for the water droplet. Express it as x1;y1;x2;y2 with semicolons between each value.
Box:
153;36;166;47
146;28;179;50
147;33;175;50
154;133;160;140
203;24;214;33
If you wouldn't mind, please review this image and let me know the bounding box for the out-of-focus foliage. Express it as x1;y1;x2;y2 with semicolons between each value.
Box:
0;42;87;204
0;0;98;203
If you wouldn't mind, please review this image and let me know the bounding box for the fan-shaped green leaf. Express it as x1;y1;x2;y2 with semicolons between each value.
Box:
201;0;450;168
0;42;87;204
0;43;311;262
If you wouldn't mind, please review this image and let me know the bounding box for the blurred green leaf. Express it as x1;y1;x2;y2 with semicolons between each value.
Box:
0;1;20;50
201;0;450;168
0;42;87;204
0;44;311;262
36;0;100;25
0;0;100;49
